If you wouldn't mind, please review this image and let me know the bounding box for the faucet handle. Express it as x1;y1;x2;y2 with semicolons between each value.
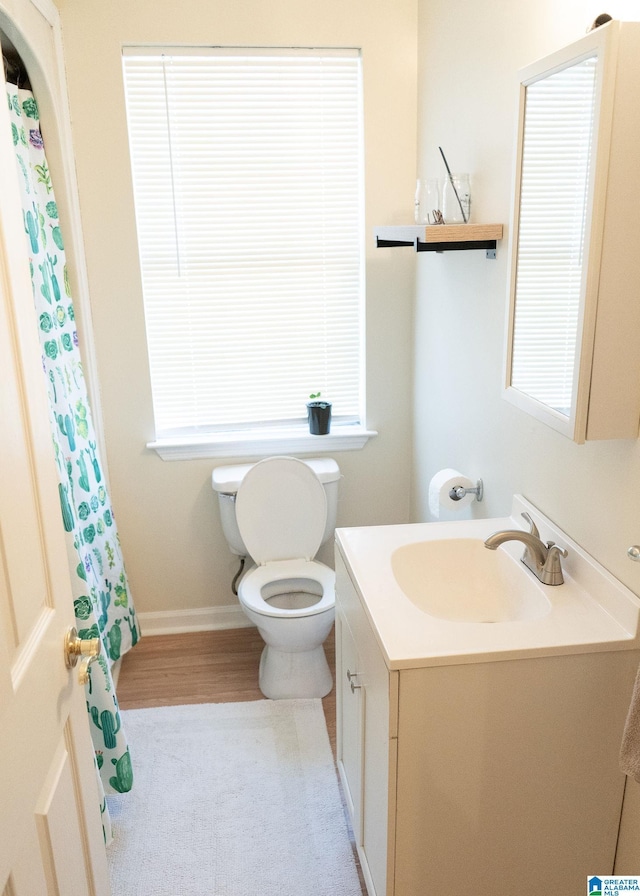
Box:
521;511;540;539
546;541;568;559
541;542;568;585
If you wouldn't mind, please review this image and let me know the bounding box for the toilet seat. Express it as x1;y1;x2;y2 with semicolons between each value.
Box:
235;456;327;564
239;558;335;618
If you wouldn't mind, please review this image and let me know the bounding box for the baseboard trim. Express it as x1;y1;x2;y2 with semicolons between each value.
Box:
138;604;252;637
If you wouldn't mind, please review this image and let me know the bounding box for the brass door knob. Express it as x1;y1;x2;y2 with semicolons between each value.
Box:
64;626;101;684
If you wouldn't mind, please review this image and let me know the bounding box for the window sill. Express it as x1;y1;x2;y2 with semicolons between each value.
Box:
147;425;378;461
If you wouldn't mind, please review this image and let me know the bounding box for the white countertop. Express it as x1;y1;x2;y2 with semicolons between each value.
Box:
335;495;640;670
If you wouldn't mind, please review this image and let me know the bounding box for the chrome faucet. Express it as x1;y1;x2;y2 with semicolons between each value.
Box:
484;512;568;586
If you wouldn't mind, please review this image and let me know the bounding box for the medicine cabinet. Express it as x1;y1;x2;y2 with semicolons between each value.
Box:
504;20;640;443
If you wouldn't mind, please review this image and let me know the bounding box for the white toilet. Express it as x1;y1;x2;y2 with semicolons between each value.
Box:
211;456;340;699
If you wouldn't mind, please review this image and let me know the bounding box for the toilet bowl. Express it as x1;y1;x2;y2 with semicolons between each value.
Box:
212;456;339;699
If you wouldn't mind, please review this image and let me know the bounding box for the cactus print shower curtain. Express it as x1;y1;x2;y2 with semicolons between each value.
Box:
7;83;139;841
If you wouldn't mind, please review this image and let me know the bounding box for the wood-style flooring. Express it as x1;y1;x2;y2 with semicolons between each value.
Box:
116;625;337;754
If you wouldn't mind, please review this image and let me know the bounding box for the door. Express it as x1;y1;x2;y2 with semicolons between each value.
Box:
0;18;111;895
336;611;364;843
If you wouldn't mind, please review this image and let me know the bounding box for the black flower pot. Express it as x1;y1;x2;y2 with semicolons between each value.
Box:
307;401;332;435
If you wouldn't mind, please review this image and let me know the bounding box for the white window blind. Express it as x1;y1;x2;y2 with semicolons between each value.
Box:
122;48;364;439
511;54;597;415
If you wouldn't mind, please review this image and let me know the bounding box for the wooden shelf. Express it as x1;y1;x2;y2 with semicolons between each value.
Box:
375;223;503;257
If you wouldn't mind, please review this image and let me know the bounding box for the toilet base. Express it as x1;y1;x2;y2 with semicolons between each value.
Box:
258;644;333;700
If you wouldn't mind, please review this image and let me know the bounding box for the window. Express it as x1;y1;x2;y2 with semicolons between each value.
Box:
122;47;367;457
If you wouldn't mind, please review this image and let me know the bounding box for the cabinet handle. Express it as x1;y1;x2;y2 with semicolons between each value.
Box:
347;669;361;692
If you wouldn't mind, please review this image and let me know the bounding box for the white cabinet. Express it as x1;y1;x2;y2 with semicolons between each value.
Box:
336;553;398;896
336;612;363;840
335;541;638;896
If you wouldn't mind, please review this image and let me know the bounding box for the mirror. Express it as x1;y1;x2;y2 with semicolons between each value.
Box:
510;56;597;418
504;21;640;443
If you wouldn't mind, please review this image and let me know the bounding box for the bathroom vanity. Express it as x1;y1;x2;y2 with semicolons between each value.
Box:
335;496;640;896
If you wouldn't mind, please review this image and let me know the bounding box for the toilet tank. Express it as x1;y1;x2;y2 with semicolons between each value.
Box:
212;457;340;557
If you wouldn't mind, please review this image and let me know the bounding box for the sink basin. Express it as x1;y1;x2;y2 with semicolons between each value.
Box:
391;538;552;623
336;495;640;667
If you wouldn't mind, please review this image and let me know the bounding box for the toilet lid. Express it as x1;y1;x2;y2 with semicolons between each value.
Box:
235;456;327;564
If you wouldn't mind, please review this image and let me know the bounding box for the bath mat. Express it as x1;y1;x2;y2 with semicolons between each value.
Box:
106;699;362;896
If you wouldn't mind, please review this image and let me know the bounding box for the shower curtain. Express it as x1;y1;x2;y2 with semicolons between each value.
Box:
6;81;140;841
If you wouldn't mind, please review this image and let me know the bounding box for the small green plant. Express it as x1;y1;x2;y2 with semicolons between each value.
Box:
306;391;332;434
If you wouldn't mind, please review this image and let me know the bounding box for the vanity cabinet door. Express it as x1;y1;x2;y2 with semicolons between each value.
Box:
359;619;397;896
336;550;398;896
336;610;365;843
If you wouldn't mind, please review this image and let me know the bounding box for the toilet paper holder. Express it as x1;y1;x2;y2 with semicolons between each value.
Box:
449;478;483;503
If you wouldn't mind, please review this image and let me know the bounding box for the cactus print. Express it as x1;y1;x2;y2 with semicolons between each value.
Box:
21;95;38;118
8;84;140;841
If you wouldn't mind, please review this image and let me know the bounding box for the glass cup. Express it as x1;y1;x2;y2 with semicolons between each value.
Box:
415;178;442;225
442;173;471;224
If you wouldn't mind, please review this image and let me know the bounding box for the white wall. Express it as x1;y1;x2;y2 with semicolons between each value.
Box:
53;0;417;618
414;0;640;871
413;0;640;590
